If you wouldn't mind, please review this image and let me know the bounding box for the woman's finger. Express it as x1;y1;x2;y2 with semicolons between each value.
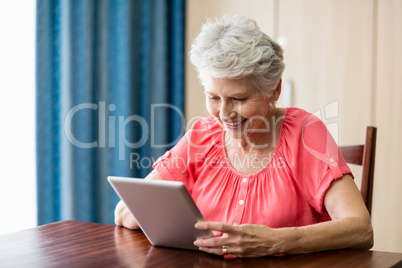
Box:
195;221;240;234
194;235;228;248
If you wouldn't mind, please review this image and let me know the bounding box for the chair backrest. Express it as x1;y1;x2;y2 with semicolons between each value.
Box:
339;127;377;215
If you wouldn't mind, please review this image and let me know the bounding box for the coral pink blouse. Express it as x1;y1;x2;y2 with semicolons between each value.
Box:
153;108;352;228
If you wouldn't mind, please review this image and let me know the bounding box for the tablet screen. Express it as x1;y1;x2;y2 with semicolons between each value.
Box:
108;176;214;251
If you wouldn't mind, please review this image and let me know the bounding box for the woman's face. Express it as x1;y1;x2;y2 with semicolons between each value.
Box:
204;76;275;141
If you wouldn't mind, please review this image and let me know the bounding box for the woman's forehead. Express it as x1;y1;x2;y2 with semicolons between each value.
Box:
204;77;256;94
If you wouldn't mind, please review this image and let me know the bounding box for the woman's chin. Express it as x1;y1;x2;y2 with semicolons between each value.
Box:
224;129;246;140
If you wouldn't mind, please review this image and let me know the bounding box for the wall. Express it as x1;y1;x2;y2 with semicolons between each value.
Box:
185;0;402;253
0;1;36;235
372;0;402;253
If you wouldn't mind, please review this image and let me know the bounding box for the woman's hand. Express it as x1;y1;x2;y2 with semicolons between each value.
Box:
193;176;373;258
194;221;282;257
114;200;140;230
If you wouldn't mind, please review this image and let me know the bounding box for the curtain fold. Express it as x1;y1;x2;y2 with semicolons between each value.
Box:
36;0;185;225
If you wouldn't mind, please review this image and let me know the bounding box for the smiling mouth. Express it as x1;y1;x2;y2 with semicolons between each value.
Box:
223;118;248;128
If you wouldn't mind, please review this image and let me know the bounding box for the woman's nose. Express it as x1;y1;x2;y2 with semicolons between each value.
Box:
219;102;236;119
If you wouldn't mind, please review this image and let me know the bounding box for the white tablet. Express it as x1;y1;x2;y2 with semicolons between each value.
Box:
107;176;213;251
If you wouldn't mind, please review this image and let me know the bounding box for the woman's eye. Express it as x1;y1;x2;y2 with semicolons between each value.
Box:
208;96;219;100
234;98;246;102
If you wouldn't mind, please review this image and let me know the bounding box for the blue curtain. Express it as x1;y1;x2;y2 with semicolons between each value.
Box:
36;0;185;225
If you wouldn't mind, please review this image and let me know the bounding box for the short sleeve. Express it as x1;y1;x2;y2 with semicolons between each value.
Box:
151;117;221;194
291;112;352;213
152;131;195;192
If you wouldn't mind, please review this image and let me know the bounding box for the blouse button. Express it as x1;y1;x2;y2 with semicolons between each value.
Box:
239;200;244;205
242;178;247;183
329;157;334;163
233;222;238;226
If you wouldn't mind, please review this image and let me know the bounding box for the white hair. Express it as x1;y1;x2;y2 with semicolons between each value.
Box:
189;15;285;97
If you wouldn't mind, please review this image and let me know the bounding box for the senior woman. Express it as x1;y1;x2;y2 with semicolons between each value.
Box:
114;15;373;257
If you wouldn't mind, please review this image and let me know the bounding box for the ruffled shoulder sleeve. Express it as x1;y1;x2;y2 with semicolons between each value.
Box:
152;117;223;193
280;108;353;213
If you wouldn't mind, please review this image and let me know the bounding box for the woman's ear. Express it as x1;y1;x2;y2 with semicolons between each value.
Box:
273;79;282;102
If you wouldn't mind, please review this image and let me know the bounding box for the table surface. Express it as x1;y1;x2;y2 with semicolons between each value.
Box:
0;220;401;268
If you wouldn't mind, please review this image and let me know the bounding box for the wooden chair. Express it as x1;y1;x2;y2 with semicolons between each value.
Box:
339;127;377;215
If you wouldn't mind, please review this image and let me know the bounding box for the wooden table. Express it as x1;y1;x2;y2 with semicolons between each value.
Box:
0;221;401;267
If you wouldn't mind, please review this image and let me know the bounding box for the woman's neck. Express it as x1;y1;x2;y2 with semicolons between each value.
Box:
225;108;285;154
